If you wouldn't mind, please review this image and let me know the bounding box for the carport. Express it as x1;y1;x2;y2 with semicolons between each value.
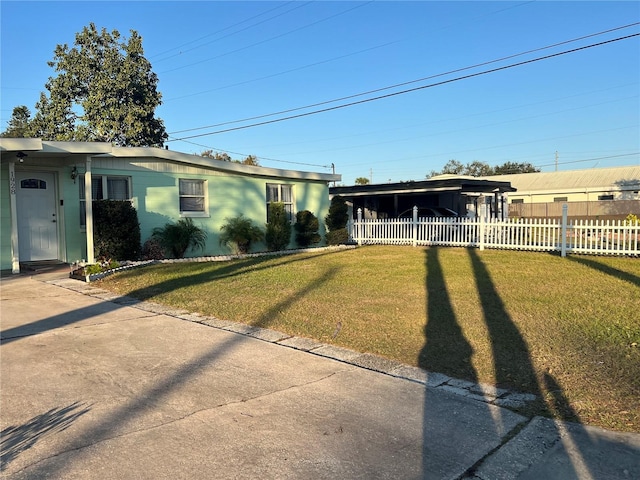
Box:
330;175;517;220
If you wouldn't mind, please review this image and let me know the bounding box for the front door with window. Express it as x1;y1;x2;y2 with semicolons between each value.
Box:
16;171;59;261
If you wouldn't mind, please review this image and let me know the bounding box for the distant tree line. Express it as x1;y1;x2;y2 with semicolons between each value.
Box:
428;159;540;178
200;150;260;166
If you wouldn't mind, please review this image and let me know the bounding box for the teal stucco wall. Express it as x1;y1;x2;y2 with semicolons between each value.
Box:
137;168;330;256
0;156;332;268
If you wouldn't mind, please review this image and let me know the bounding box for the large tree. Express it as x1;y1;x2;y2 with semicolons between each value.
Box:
29;23;167;146
1;106;32;138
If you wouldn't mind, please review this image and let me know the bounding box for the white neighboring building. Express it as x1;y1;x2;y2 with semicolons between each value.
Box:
481;166;640;219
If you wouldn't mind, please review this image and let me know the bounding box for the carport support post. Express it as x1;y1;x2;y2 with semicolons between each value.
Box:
84;156;95;264
561;204;568;257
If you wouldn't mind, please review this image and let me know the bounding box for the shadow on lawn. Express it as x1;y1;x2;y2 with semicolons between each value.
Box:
565;255;640;287
418;247;588;478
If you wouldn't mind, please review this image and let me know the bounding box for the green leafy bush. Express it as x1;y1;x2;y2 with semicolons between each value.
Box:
219;214;264;254
93;200;141;260
152;218;207;258
83;263;104;275
325;195;349;245
295;210;321;247
265;202;292;251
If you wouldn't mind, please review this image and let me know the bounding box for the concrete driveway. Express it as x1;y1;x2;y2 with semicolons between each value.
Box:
1;273;639;479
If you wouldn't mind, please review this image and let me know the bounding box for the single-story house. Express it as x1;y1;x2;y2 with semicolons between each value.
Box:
329;176;516;220
480;166;640;219
0;139;340;273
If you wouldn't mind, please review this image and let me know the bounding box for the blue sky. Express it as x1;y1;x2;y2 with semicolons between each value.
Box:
1;1;639;184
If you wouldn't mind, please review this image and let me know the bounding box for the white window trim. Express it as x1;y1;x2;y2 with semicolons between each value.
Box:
80;175;132;229
266;183;295;222
179;178;210;218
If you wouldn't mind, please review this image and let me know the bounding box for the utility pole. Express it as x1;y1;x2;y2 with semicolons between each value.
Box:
555;151;558;171
369;168;373;184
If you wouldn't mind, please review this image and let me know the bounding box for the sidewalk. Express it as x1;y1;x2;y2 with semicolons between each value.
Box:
1;272;639;479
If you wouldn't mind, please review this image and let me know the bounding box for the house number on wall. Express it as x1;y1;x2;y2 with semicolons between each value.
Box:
9;170;16;195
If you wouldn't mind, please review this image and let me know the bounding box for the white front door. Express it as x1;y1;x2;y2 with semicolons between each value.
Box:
16;171;59;261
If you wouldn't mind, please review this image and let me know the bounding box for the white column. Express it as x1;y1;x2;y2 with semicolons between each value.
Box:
84;156;95;263
9;161;20;273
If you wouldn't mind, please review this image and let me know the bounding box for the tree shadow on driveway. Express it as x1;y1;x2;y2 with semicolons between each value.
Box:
1;402;91;472
0;253;340;477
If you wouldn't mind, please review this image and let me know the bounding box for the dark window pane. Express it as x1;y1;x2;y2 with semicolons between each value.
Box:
20;178;46;189
180;197;205;212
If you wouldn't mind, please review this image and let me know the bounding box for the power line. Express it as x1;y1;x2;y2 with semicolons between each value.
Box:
169;32;640;141
164;40;402;102
163;1;536;105
151;1;308;63
168;137;331;169
535;152;639;169
167;22;640;136
271;95;638;157
159;2;373;74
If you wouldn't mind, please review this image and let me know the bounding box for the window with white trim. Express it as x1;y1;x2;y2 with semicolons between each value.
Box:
179;179;208;216
266;183;294;221
79;176;131;227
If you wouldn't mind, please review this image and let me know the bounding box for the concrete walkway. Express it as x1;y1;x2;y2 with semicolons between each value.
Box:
1;271;639;479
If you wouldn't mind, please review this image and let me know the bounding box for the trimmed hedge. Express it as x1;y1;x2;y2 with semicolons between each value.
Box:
93;200;141;260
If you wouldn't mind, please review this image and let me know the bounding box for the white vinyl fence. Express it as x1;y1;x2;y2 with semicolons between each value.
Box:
348;206;639;257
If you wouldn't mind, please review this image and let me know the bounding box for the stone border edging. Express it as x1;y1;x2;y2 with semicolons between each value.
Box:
73;245;357;283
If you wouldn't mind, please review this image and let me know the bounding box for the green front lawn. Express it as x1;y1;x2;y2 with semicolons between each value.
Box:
97;245;640;432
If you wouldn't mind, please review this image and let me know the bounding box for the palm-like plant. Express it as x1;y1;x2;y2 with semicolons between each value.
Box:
219;214;264;254
152;218;207;258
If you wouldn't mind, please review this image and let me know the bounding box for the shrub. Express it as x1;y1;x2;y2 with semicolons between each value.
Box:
295;210;321;247
93;200;141;260
625;213;639;225
325;196;349;245
325;195;349;231
265;202;292;251
141;237;166;260
219;215;264;254
326;228;349;245
152;218;207;258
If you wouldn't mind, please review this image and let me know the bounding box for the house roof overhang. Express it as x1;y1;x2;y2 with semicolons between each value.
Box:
0;139;341;182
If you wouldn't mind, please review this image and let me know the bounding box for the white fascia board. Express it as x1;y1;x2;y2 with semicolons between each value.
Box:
41;141;113;154
0;138;43;152
344;186;461;197
105;146;340;182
